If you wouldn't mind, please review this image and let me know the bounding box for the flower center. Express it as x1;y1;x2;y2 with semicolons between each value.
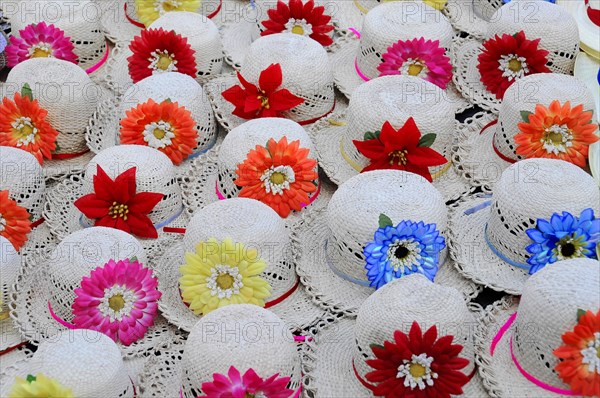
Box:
11;117;38;147
149;50;178;73
207;265;243;299
541;124;573;155
143;120;176;149
394;245;410;260
388;239;422;272
409;363;427;378
257;90;270;110
108;202;130;220
284;18;313;36
498;54;529;81
554;233;586;260
99;285;136;321
216;273;234;290
401;58;429;78
28;43;53;58
397;353;437;390
154;0;182;13
581;332;600;374
108;294;125;312
388;149;408;165
260;165;296;195
245;393;266;398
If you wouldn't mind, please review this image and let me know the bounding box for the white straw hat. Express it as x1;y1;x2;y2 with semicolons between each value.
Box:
302;274;489;397
448;158;600;295
453;73;598;189
294;169;481;316
105;11;224;96
0;30;7;70
139;304;303;397
42;145;189;260
310;75;470;202
0;331;136;397
86;72;218;176
204;33;337;131
453;0;580;112
557;0;600;60
475;258;600;397
11;226;179;357
180;117;332;224
156;197;328;332
4;0;110;80
0;236;24;352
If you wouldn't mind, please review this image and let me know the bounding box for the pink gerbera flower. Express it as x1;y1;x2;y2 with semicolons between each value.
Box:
200;366;297;398
377;38;453;90
71;258;161;346
6;22;78;67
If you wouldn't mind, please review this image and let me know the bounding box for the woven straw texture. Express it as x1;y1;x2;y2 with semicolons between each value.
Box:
0;236;24;351
301;275;489;397
475;259;600;397
0;345;34;386
448;158;599;294
310;75;470;202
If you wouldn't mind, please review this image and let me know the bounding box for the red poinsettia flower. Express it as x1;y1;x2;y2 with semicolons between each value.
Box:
221;63;304;120
477;30;550;99
261;0;335;47
74;165;164;239
365;322;471;398
353;118;447;182
127;28;197;84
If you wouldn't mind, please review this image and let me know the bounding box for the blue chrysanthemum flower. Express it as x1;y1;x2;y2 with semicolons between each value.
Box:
526;208;599;275
363;220;446;289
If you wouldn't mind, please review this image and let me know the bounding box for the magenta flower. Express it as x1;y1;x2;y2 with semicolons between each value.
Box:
6;21;78;67
377;38;453;90
71;258;161;346
200;366;297;398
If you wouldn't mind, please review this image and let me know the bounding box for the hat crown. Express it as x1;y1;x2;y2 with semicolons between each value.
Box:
181;305;301;397
513;258;600;388
0;147;45;219
82;145;183;225
0;236;21;312
473;0;504;20
487;158;599;266
326;170;447;283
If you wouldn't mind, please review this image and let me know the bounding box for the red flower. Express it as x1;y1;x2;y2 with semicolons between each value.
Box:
353;118;447;182
74;165;164;239
477;31;550;99
221;63;304;120
261;0;334;47
127;28;197;84
365;322;471;398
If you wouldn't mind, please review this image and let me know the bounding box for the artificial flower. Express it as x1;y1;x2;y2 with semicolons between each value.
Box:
477;31;550;99
200;366;296;398
127;28;197;84
422;0;447;10
364;215;445;289
235;137;318;218
74;165;164;239
261;0;334;46
71;258;161;346
377;38;453;89
554;310;600;397
134;0;201;26
0;92;59;164
120;99;198;165
0;190;32;251
6;22;78;67
179;238;272;315
221;63;304;120
9;374;73;398
365;322;470;397
353;118;447;182
515;101;599;167
526;208;599;274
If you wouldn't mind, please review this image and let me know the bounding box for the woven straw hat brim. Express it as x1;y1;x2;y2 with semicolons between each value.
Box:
0;318;24;352
138;340;184;397
448;192;530;295
310;111;472;203
444;0;489;39
302;314;491;397
328;1;365;31
0;346;35;388
557;0;600;59
292;208;482;316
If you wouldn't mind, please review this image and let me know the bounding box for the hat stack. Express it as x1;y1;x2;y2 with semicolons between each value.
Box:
0;236;24;351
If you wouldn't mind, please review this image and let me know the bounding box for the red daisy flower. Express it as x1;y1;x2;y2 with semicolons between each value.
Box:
127;28;197;84
222;63;304;120
74;165;164;239
477;31;550;99
365;322;471;398
353;118;447;182
261;0;335;47
0;190;32;251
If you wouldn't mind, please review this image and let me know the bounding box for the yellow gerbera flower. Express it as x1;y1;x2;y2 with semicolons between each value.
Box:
9;374;73;398
134;0;202;27
179;238;272;315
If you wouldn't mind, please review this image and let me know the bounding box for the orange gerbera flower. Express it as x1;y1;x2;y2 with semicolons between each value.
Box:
554;310;600;396
515;100;599;168
234;137;318;218
0;190;32;251
119;99;198;165
0;93;59;164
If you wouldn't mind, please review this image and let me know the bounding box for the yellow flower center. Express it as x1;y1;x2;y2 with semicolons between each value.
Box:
257;90;270;110
156;54;174;71
108;294;125;312
389;149;408;165
108;202;129;220
408;63;424;76
508;58;522;72
291;25;305;35
31;47;52;58
547;131;566;146
596;346;600;359
409;363;427;379
153;128;166;139
216;273;235;289
269;172;286;185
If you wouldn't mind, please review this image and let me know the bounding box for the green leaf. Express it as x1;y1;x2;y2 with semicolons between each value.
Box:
26;375;36;383
577;308;587;322
378;213;393;229
21;83;33;101
369;343;384;351
363;130;380;141
520;110;533;123
163;98;172;103
129;256;138;263
418;133;436;148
